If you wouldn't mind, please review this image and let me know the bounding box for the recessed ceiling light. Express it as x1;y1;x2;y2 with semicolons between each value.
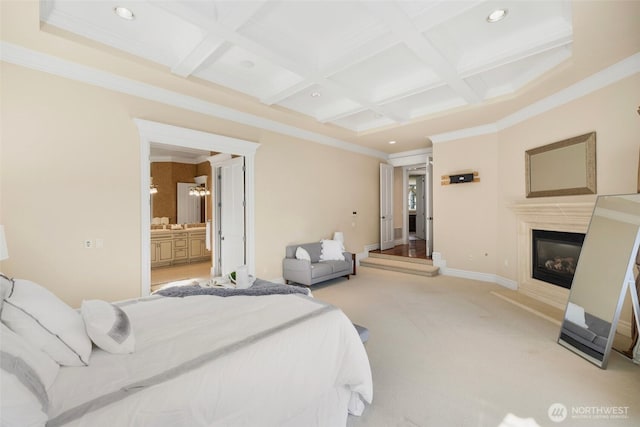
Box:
114;6;135;21
486;9;508;23
311;91;321;98
388;140;397;145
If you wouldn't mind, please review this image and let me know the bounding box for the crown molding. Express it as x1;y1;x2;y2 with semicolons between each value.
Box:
431;52;640;144
0;41;389;161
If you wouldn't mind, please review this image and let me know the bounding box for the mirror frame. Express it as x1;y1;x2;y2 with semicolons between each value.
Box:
557;194;640;368
525;132;596;198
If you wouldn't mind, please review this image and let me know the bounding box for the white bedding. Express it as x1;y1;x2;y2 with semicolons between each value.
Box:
46;294;372;426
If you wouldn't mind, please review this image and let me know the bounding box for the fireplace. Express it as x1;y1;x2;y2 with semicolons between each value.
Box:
531;229;585;289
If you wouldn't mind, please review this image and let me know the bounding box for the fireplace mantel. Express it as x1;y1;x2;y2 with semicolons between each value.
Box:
510;200;596;310
510;201;596;219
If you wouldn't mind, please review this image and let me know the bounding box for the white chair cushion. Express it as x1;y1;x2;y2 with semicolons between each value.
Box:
295;246;311;262
320;239;345;261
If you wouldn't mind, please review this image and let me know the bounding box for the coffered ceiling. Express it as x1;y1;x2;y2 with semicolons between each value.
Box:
40;1;574;132
32;1;639;154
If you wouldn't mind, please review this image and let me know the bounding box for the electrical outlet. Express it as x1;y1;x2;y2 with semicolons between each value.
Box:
84;240;93;249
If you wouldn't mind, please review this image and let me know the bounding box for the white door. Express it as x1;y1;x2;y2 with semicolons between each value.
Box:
416;176;426;240
380;163;394;250
426;158;433;256
177;182;201;224
218;157;245;275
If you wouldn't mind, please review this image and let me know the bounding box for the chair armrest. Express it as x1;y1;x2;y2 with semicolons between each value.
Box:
283;258;312;285
342;252;353;262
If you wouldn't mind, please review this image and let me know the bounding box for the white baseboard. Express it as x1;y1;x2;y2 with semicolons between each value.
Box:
434;252;517;290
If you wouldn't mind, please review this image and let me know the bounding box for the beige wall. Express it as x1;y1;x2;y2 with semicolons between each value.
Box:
433;72;640;279
433;134;499;274
0;62;381;307
254;132;381;279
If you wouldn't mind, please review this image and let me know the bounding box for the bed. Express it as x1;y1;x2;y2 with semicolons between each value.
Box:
0;277;373;426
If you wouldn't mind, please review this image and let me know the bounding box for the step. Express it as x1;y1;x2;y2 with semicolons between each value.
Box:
368;252;433;265
359;256;439;277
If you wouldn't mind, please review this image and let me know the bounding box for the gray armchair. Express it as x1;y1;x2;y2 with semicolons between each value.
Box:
283;242;352;286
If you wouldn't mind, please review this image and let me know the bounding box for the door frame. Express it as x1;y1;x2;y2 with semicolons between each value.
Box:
380;163;395;251
136;119;260;297
213;156;246;276
389;147;433;252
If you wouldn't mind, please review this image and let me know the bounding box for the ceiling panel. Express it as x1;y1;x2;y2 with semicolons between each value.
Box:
329;43;441;104
193;45;305;100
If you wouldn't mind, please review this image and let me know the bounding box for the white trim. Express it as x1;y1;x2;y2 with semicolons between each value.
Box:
149;155;211;164
441;267;518;290
136;119;260;297
431;124;499;144
431;53;640;143
2;42;637;154
431;252;517;290
388;148;432;167
0;41;388;161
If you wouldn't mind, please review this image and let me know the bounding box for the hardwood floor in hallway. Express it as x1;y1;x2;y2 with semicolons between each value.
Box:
370;235;429;259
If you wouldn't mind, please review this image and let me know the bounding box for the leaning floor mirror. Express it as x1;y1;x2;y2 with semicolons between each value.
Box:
558;193;640;368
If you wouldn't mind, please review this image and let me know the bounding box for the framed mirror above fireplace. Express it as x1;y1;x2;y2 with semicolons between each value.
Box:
525;132;596;198
558;193;640;368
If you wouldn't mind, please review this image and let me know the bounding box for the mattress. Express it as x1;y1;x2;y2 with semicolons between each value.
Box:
46;294;372;426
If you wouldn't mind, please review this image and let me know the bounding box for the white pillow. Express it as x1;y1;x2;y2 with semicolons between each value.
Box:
320;239;345;261
81;300;135;354
1;323;59;426
1;279;92;366
295;246;311;262
566;302;589;328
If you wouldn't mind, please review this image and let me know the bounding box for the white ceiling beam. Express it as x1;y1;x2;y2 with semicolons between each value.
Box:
362;1;482;104
172;34;226;77
154;0;273;77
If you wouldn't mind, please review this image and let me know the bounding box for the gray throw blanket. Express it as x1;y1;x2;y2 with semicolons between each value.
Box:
156;279;308;298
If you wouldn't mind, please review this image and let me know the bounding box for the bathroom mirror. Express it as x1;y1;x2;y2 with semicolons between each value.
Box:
558;194;640;368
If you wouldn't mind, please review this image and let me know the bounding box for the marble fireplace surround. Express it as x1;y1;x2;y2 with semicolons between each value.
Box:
510;200;596;311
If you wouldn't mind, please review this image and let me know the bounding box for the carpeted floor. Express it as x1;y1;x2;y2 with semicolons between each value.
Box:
311;267;640;427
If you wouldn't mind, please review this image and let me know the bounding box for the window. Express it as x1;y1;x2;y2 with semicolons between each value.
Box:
408;184;416;210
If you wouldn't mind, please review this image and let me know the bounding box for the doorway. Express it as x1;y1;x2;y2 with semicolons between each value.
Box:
374;158;433;260
136;119;259;297
149;148;213;291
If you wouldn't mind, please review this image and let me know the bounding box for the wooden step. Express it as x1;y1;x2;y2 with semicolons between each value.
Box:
359;256;439;277
368;252;433;265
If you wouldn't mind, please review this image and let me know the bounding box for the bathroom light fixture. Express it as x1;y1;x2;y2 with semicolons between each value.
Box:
150;177;158;194
487;8;508;23
189;184;210;197
388;140;397;144
114;6;135;21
